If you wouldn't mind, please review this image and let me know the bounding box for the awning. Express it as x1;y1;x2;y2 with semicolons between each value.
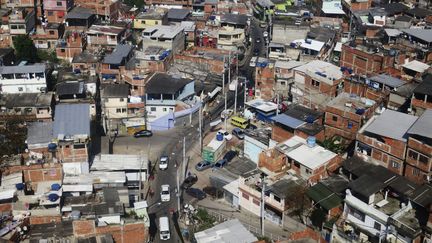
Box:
208;86;222;99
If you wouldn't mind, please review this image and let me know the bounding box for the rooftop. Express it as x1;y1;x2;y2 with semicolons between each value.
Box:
146;72;193;95
271;113;305;129
0;92;52;108
369;74;406;88
56;81;85;96
349;174;385;198
167;8;190;20
0;63;45;74
362;109;418;142
91;154;148;171
278;136;337;170
101;83;129;98
53;103;90;138
66;6;95;19
307;183;343;211
408;109;432;139
274;60;305;70
244;128;272;146
284;104;323;122
269;179;302;199
26;121;53;146
87;25;125;35
245;99;278;113
405;7;432;19
103;44;133;65
194;219;258;243
220;13;248;26
402;60;430;73
294;60;343;85
72;50;101;63
135;8;167;20
327;92;376;115
142;25;185;39
411;184;432;208
413;74;432;96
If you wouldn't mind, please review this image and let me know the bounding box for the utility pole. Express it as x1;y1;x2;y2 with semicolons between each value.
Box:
224;92;227;130
260;173;266;237
234;78;238;114
244;78;247;110
222;56;225;94
139;150;143;200
176;167;180;212
183;137;186;178
236;52;239;77
276;93;280;116
228;51;231;88
199;104;202;153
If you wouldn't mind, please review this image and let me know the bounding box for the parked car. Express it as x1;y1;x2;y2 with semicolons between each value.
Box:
246;123;257;130
213;159;227;169
253;48;260;56
195;160;212;171
223;150;238;162
218;130;232;141
221;109;233;120
255;38;261;43
181;174;198;189
263;31;268;38
186;188;206;200
160;184;170;202
159;156;169;170
134;130;153;138
232;128;245;140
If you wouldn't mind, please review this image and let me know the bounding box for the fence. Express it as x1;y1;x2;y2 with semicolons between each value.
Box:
197;206;289;242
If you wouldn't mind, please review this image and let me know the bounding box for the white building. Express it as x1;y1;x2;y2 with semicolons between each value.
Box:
0;64;47;93
141;25;185;54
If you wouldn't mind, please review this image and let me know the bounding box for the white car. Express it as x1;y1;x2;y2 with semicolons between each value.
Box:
249;56;258;67
159;156;169;170
160;184;170;202
218;130;233;141
263;31;268;38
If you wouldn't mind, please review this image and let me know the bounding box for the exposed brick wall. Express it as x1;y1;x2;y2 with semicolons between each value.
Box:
404;163;426;184
340;44;393;75
0;203;12;213
30;216;62;225
73;220;148;243
307;155;342;184
258;149;287;173
288;227;325;242
271;125;294;142
412;98;432;113
357;133;406;160
255;66;275;100
2;163;63;184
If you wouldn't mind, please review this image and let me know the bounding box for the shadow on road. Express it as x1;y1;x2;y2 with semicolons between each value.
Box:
148;213;158;242
172;211;184;243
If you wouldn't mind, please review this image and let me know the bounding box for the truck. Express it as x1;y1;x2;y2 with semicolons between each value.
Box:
202;136;226;162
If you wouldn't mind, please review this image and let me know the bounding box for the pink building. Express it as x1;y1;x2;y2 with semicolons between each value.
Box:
43;0;74;23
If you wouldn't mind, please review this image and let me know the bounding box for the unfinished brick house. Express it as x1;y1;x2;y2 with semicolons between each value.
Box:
255;58;275;100
32;23;64;49
324;92;380;142
74;0;121;20
262;136;342;183
43;0;73;23
271;104;324;143
356;109;418;175
411;74;432;116
292;60;343;110
405;110;432;184
56;30;87;62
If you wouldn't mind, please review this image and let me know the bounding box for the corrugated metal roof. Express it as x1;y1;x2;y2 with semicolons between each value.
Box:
27;122;53;146
408;109;432;139
53;103;90;138
103;44;133;65
194;219;258;243
369;74;406;88
364;109;417;142
272;114;305;129
307;183;342;211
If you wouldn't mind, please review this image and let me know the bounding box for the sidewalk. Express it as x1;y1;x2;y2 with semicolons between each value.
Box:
195;197;306;241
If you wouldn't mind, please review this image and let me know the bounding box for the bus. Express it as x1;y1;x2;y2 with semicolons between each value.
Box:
230;116;248;129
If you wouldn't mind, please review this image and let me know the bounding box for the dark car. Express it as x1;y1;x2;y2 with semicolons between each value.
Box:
223;150;238;162
253;48;260;55
246;123;257;130
181;174;198;189
186;188;206;200
195;160;212;171
232;128;245;140
133;130;153;138
213;159;227;169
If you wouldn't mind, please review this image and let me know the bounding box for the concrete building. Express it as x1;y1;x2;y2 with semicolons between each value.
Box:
244;128;273;165
101;84;129;120
43;0;73;23
8;8;35;35
31;23;65;50
0;64;47;93
100;44;134;81
86;25;130;51
141;25;185;54
56;30;87;62
411;74;432;116
132;8;167;30
194;219;258;243
0;92;54;122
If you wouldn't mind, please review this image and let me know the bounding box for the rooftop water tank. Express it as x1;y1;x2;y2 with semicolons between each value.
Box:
307;136;316;148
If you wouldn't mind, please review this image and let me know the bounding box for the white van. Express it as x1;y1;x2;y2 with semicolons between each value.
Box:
159;216;170;241
159;156;169;170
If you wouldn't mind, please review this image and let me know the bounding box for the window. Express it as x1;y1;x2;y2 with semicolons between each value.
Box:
48;11;53;16
116;108;121;113
374;222;381;231
150;107;156;112
408;150;418;160
413;168;420;176
49;30;55;35
133;85;138;90
122;108;126;113
280;81;286;86
350;206;365;221
242;192;249;200
61;49;65;53
419;154;429;164
332;116;338;122
305;168;312;174
18;87;23;91
169;108;174;111
141;20;146;24
391;160;400;169
312;79;320;87
257;82;261;87
56;1;62;6
273;195;281;202
73;144;85;149
163;108;167;112
253;199;260;206
120;98;124;102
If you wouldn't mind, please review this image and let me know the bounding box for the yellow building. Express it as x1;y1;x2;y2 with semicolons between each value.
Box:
133;8;168;30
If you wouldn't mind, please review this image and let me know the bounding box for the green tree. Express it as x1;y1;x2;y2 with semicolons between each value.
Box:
12;35;38;62
37;49;59;63
123;0;144;9
0;118;28;157
285;185;311;224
